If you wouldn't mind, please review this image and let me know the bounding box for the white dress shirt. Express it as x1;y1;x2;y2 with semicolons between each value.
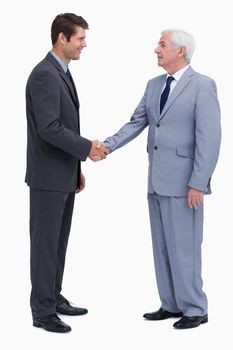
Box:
164;64;190;95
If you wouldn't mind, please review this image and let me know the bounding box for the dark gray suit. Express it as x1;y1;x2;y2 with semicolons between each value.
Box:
25;52;92;317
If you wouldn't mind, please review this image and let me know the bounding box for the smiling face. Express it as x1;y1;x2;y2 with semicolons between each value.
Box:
63;26;87;61
54;26;87;64
154;32;187;74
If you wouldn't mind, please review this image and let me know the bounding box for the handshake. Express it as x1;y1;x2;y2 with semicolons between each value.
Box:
88;140;109;162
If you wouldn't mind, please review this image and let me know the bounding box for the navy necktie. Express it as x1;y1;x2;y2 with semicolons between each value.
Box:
66;67;75;89
66;68;78;103
66;67;72;80
160;76;174;114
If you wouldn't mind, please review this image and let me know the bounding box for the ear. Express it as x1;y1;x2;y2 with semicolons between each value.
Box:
177;46;186;58
58;32;67;45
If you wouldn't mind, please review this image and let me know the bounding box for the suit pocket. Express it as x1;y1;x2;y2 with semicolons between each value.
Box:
176;146;194;159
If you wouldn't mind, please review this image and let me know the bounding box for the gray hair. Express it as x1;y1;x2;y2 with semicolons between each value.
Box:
161;29;195;63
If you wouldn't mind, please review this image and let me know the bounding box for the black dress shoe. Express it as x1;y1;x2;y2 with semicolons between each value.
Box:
33;314;71;333
57;300;88;316
173;315;208;329
143;308;183;320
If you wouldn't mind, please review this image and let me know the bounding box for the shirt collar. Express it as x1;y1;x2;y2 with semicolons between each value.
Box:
50;50;68;73
167;64;190;82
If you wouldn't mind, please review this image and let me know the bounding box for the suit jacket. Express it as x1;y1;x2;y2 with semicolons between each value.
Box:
25;52;92;192
104;66;221;196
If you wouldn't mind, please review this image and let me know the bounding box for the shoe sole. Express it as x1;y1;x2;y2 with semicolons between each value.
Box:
56;310;88;316
143;313;183;321
174;316;208;329
33;321;71;333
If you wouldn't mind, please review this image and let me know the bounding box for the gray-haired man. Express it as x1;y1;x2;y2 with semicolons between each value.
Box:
97;29;221;329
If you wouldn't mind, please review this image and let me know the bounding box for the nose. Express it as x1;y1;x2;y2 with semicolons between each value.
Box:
154;46;159;54
82;39;87;48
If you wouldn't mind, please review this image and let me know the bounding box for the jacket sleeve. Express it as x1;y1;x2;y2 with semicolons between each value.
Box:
104;84;149;152
28;70;92;161
188;78;221;193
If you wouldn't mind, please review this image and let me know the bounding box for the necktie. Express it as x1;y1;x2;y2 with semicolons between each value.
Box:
160;76;174;114
66;68;75;91
66;67;78;103
66;67;72;80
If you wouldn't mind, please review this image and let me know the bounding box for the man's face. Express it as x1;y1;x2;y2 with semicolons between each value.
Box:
154;33;181;71
62;26;87;61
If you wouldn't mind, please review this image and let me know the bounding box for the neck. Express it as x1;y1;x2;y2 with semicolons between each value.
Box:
52;47;70;65
166;62;188;75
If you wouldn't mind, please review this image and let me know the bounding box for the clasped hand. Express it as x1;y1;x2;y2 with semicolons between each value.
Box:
88;140;109;162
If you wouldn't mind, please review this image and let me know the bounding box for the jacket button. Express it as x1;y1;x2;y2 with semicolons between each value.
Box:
154;146;158;150
156;123;160;127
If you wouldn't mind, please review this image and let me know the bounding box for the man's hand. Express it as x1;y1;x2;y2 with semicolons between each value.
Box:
188;188;204;209
88;140;109;162
76;172;85;194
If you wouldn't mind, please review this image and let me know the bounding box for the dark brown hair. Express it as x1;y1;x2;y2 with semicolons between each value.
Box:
51;13;89;45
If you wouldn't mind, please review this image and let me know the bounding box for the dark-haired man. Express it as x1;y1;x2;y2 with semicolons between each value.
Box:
25;13;107;333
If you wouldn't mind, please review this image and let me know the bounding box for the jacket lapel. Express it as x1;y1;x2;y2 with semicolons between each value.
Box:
45;52;79;109
156;75;167;119
158;66;194;122
60;72;80;107
147;75;167;122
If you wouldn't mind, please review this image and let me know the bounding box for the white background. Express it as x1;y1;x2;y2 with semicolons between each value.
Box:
0;0;231;348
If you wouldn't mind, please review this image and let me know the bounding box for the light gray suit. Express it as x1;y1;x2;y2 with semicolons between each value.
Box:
104;66;221;316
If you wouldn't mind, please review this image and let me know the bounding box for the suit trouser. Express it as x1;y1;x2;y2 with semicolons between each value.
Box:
147;192;207;316
29;188;75;318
